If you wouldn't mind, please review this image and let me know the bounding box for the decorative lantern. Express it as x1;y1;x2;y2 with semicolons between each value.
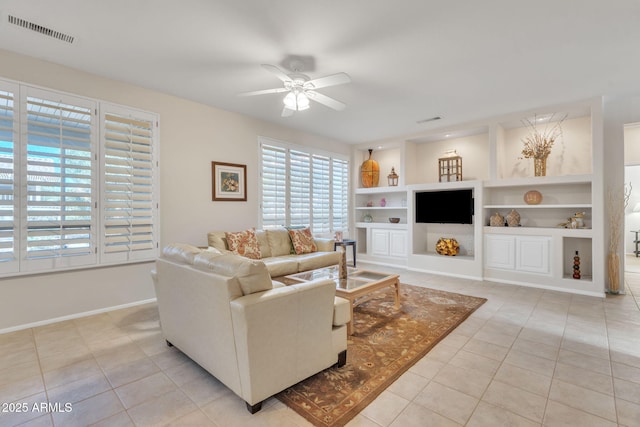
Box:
387;167;399;186
438;150;462;182
360;149;379;188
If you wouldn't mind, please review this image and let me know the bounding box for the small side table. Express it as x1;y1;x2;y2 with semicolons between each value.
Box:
334;239;357;267
632;231;640;257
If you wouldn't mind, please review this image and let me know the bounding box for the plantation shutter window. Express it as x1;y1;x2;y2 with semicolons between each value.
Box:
261;144;287;229
259;138;349;235
332;158;349;232
312;154;330;233
102;107;157;262
290;150;311;228
0;78;160;278
21;88;97;272
0;84;18;273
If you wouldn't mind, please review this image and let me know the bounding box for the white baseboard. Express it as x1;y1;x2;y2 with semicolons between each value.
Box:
0;298;158;335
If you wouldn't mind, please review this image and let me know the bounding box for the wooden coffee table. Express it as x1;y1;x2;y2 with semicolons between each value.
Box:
286;266;400;335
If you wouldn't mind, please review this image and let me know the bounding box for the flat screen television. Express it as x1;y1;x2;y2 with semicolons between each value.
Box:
415;189;474;224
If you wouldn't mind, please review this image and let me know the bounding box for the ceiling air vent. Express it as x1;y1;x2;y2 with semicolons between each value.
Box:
8;14;75;44
416;116;442;124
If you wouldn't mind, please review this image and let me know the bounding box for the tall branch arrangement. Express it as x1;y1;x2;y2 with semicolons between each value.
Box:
521;113;568;159
607;182;633;253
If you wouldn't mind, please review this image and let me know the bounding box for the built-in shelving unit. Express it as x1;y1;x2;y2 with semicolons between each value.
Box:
354;186;409;266
355;186;408;225
406;180;483;279
482;173;599;295
351;98;604;296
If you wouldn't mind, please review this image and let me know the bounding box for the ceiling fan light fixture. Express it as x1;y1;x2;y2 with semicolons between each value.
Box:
297;92;310;110
283;92;297;109
283;90;310;111
245;63;350;115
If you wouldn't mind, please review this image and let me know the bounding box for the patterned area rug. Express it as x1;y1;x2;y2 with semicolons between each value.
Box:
276;283;486;427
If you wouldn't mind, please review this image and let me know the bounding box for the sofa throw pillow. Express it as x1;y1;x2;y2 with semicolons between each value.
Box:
288;227;317;255
225;228;262;259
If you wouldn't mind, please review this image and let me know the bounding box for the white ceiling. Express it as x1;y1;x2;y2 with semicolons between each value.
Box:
2;0;640;144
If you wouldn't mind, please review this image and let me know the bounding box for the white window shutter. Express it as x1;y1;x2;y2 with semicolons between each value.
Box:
259;138;349;234
21;88;97;272
290;150;311;227
261;144;287;229
312;154;330;233
101;106;158;262
332;158;349;232
0;84;19;273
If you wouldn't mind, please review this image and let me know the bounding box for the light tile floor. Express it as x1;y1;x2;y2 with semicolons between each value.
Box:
1;263;639;426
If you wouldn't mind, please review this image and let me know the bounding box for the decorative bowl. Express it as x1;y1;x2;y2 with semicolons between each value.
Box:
389;217;400;223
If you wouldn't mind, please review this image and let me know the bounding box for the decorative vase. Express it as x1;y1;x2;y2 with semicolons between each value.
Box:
506;209;520;227
380;198;386;207
573;251;581;280
338;246;348;279
524;190;543;205
436;238;460;256
607;251;620;294
534;157;547;177
361;149;379;188
490;212;504;227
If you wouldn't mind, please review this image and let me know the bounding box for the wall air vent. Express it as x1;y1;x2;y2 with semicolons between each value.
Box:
8;14;75;44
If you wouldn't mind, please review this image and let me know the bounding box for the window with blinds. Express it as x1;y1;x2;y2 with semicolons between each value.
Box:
332;158;349;232
259;139;349;234
261;144;287;229
312;155;330;233
0;87;17;273
22;90;97;271
102;108;157;262
290;150;311;227
0;79;159;277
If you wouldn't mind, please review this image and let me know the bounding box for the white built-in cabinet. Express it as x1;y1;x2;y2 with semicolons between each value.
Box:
484;234;515;270
354;186;409;266
371;229;408;257
351;98;604;296
485;234;551;274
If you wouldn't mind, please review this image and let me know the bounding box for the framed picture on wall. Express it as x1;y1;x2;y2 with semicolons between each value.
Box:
212;161;247;201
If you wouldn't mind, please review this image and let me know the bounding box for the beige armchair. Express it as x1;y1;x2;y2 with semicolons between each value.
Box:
152;244;349;413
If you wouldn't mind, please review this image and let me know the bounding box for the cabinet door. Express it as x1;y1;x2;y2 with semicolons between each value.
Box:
516;236;551;274
371;229;390;256
389;230;407;257
485;235;515;270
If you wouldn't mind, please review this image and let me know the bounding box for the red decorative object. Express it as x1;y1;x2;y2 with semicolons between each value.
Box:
573;250;581;279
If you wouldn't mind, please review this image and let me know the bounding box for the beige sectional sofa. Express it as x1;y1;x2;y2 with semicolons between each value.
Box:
152;243;350;413
207;227;340;277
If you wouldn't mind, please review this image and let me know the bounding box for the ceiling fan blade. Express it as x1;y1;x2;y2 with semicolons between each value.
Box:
262;64;293;83
305;72;351;90
281;106;295;117
238;87;289;97
306;91;346;111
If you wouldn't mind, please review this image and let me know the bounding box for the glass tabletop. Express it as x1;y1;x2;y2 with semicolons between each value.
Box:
287;266;394;291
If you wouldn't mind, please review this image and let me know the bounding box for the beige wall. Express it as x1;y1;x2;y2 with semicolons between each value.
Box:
0;49;348;331
624;124;640;165
499;116;592;179
414;133;490;183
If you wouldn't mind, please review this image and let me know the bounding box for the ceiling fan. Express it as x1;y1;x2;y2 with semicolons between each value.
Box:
239;64;351;117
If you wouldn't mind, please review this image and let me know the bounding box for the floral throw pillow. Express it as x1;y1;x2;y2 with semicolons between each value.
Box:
288;227;317;255
225;228;262;259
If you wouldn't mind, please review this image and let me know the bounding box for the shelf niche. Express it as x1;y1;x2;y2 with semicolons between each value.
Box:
563;237;592;281
496;115;592;180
